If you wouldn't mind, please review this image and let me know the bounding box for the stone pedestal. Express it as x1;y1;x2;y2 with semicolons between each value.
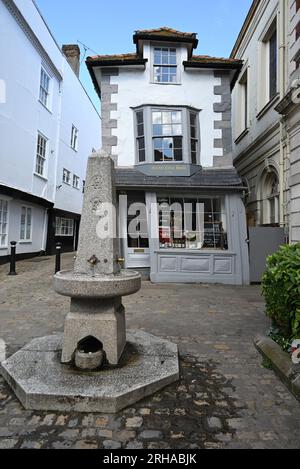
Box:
61;298;126;365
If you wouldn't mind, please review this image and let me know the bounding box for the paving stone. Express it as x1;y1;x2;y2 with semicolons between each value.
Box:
97;429;113;438
74;440;98;449
140;430;162;439
55;415;68;426
68;418;78;428
139;408;151;416
114;430;136;442
126;441;144;449
103;440;122;449
58;429;80;439
94;416;109;427
207;417;222;429
125;417;143;428
20;440;43;449
1;254;300;449
0;439;18;449
0;427;13;437
51;441;73;449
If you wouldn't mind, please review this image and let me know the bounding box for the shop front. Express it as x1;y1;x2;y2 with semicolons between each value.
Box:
116;168;250;285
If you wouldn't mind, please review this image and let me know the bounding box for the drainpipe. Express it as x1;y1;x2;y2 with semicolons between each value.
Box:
279;0;286;229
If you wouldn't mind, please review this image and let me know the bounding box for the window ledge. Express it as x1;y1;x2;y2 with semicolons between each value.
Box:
150;82;182;86
19;241;32;244
257;93;280;120
38;100;52;114
0;246;8;250
34;172;48;182
234;128;249;144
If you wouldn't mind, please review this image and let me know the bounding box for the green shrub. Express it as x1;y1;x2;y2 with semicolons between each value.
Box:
261;243;300;339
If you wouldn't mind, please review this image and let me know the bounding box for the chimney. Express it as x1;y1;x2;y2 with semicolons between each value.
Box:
62;44;80;77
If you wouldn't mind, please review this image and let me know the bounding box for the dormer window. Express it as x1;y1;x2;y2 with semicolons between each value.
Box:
153;47;177;83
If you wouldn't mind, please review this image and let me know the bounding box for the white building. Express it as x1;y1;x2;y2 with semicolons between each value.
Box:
87;27;250;285
231;0;300;243
0;0;100;262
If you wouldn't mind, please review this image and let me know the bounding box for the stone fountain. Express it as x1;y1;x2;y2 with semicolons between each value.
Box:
0;151;179;413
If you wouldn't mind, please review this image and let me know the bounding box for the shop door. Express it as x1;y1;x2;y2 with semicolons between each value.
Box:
122;192;150;269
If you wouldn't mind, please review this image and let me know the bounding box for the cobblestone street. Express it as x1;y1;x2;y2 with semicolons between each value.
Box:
0;254;300;449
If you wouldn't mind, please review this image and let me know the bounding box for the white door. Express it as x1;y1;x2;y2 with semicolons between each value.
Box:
119;192;150;269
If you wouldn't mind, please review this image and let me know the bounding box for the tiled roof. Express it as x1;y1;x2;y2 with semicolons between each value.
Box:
134;27;197;39
188;55;242;65
115;168;243;189
133;27;198;48
86;53;145;63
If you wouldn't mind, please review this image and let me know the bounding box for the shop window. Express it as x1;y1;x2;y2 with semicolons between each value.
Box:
157;196;228;250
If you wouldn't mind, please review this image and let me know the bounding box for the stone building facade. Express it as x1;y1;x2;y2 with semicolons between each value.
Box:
231;0;300;243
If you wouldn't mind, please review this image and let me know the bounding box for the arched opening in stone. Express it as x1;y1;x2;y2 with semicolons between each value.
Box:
77;336;103;354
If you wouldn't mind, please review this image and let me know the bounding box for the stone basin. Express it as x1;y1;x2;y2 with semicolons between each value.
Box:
53;270;141;299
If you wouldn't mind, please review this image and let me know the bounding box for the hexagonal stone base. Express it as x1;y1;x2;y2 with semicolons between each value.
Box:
0;330;179;413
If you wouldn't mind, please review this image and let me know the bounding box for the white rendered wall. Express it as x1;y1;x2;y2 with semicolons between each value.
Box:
55;60;101;215
100;43;223;168
0;0;100;216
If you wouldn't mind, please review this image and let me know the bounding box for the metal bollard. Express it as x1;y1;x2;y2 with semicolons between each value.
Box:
55;243;62;274
8;241;17;276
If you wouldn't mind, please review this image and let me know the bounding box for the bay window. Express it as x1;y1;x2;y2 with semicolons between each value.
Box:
157;196;228;250
134;106;200;164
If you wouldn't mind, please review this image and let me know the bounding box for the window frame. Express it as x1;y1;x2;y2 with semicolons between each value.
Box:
20;206;32;243
235;66;249;140
55;217;74;237
133;105;200;165
71;125;79;151
35;132;48;178
258;16;279;112
135;110;146;163
39;67;51;109
62;168;71;185
0;198;9;249
156;194;228;251
151;44;181;85
152;109;184;163
72;174;80;189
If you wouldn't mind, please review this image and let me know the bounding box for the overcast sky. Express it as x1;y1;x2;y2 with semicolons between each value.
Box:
35;0;253;108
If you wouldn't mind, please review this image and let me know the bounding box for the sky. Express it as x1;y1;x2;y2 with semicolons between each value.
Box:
35;0;253;108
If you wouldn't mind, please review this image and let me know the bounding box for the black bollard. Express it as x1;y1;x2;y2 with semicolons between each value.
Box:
55;243;62;274
8;241;17;276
